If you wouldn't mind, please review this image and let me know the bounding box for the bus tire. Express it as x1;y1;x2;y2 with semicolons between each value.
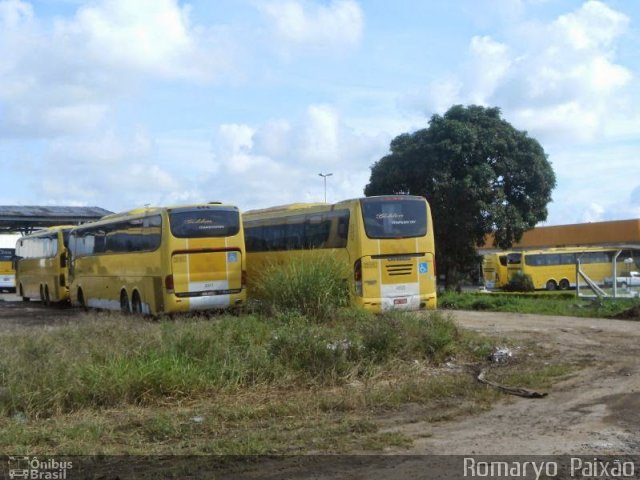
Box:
44;285;51;306
77;288;88;311
131;290;143;314
20;284;29;302
546;280;557;291
120;290;131;314
559;279;570;290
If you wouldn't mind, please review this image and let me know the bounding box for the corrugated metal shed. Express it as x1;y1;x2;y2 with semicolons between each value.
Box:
0;205;113;233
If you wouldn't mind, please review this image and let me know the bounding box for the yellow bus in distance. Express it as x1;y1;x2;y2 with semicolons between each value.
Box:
481;252;509;289
506;247;640;291
68;203;246;315
15;226;73;304
243;195;437;312
0;248;16;293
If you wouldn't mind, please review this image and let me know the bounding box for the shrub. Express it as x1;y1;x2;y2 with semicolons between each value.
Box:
503;272;535;292
252;252;351;322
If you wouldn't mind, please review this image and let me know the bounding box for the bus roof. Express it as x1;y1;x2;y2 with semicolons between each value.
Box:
243;195;428;217
20;225;75;238
74;203;240;228
514;245;640;256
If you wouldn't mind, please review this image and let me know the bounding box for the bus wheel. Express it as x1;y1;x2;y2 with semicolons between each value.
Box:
19;284;29;302
77;288;88;311
131;291;143;314
44;285;51;306
120;290;131;314
546;280;557;291
559;279;570;290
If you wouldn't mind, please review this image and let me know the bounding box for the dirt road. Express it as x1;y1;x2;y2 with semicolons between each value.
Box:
1;294;638;460
406;310;640;455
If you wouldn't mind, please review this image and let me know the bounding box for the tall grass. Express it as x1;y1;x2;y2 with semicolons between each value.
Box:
251;251;351;322
0;310;485;418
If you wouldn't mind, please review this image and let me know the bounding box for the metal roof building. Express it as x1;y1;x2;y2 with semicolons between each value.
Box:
0;206;113;234
481;218;640;253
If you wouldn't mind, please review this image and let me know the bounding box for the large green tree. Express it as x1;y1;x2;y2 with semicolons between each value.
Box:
364;105;556;288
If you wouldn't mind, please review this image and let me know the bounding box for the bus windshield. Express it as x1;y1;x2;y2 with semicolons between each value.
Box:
361;197;427;239
169;208;240;238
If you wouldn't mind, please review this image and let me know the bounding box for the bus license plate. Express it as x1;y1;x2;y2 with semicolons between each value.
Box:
394;298;408;305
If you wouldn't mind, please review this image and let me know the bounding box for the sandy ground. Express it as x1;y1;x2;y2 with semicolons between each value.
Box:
1;293;639;477
399;310;640;455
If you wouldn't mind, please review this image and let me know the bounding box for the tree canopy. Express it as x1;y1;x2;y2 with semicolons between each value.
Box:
364;105;556;288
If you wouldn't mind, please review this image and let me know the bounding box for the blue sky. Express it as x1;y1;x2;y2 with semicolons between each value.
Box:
1;0;640;235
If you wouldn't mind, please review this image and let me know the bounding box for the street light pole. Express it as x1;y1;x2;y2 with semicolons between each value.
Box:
318;173;333;203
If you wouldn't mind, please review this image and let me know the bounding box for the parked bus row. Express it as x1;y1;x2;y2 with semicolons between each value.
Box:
9;195;438;315
482;247;640;291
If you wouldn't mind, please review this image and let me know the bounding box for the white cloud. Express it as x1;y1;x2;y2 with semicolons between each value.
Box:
297;104;340;165
0;0;238;137
0;0;31;29
53;0;202;79
414;1;633;144
34;130;194;209
260;0;363;55
206;104;390;210
581;202;605;223
18;102;390;212
466;35;512;104
553;0;628;50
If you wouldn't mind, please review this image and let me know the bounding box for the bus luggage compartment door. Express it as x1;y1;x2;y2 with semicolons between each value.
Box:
171;250;242;310
361;253;434;311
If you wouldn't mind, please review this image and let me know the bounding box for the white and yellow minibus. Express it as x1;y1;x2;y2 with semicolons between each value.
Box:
0;248;16;293
15;226;73;304
243;195;437;312
68;203;246;315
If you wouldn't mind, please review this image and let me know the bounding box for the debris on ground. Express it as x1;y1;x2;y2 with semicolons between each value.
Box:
488;347;513;364
477;369;547;399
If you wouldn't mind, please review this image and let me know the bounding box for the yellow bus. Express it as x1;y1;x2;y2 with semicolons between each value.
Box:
243;195;437;312
481;252;510;290
15;226;72;304
506;247;640;291
68;203;246;315
0;248;16;293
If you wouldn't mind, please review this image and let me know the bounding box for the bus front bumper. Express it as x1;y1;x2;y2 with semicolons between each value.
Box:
355;293;437;313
